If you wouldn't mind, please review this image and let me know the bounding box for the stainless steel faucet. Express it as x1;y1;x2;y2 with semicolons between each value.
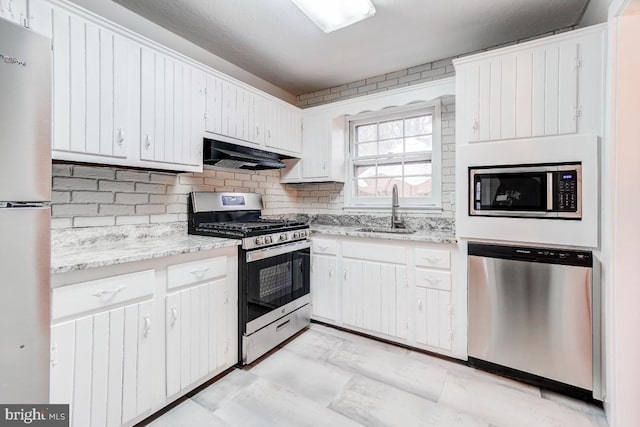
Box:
391;184;404;228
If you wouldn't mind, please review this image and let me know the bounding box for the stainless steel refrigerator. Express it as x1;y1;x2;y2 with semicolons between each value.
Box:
0;18;52;403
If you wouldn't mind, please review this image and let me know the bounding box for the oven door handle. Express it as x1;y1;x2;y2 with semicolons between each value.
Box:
246;240;311;263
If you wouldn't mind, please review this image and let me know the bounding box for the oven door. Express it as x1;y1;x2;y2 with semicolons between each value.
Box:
244;240;311;333
470;166;553;217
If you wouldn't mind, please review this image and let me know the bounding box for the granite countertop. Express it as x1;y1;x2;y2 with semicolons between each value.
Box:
51;224;240;274
309;224;457;244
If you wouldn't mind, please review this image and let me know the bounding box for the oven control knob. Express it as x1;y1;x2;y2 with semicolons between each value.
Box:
280;234;288;241
255;237;264;245
264;236;272;244
293;232;300;239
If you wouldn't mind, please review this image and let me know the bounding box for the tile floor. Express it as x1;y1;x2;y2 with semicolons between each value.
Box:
144;324;607;427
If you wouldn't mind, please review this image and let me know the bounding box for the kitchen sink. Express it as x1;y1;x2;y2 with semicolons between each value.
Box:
355;227;416;234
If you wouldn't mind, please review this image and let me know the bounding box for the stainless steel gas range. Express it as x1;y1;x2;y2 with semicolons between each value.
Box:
188;192;311;365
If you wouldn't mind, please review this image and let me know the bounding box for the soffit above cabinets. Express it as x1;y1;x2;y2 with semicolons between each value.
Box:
113;0;589;95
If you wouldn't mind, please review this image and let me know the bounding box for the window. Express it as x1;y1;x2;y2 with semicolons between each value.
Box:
345;101;442;208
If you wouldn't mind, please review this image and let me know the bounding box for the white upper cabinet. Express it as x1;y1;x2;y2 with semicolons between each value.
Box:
0;0;27;25
139;48;205;167
454;25;606;144
280;109;345;183
204;76;303;156
46;6;136;159
31;0;302;171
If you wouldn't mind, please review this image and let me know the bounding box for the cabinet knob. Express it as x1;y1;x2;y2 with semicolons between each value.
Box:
170;307;178;327
472;119;479;133
143;315;152;338
145;134;152;150
343;270;347;280
117;128;125;146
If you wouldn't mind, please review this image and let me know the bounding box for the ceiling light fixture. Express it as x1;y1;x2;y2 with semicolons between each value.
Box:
291;0;376;33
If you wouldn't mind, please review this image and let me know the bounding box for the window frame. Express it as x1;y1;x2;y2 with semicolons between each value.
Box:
344;100;442;209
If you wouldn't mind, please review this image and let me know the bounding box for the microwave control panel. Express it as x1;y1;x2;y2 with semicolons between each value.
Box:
556;171;578;212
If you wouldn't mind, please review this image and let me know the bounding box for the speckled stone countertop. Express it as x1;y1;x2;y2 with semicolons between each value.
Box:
51;223;239;274
266;214;457;244
309;225;456;244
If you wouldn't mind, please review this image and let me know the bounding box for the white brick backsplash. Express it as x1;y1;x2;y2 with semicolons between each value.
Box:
116;170;149;182
52;191;70;203
135;183;166;194
115;193;149;205
53;177;97;191
179;175;204;185
51;218;72;229
53;203;98;216
150;173;178;184
52;164;72;177
135;204;167;215
98;180;135;192
72;191;114;204
73;166;115;179
99;205;135;215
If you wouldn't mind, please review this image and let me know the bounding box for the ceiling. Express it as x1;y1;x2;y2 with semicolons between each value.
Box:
114;0;590;95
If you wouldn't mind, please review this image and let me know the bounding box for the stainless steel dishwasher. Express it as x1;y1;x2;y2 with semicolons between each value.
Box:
468;242;601;400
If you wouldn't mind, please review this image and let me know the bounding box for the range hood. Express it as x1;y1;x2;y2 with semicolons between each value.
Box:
203;138;292;170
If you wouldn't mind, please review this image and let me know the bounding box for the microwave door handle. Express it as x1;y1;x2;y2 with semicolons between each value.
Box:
547;172;554;211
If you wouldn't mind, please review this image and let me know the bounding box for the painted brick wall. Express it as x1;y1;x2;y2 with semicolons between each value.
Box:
50;165;299;229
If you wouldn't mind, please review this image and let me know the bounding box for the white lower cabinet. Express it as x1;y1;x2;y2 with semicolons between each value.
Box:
50;247;238;427
310;254;338;322
310;235;458;357
165;276;237;398
50;272;155;427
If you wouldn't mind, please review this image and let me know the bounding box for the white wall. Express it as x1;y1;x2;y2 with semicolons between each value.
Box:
607;6;640;426
65;0;296;104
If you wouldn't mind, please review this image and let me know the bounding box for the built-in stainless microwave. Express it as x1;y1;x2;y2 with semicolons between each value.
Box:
469;162;582;219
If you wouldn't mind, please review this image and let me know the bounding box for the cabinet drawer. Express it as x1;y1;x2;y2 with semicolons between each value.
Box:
312;238;337;256
52;270;154;320
415;248;450;269
343;241;406;264
167;256;227;290
415;268;451;291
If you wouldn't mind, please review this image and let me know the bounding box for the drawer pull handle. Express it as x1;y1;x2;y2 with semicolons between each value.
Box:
424;277;442;285
170;307;178;327
423;256;442;264
92;286;125;298
276;319;290;332
189;267;210;279
317;245;329;251
143;315;152;338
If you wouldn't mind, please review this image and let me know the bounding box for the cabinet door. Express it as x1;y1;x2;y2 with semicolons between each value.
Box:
465;40;580;143
51;9;133;158
254;96;267;145
415;286;452;351
310;255;337;322
140;49;203;166
342;259;408;340
221;81;238;138
205;74;223;135
165;278;237;398
0;0;27;26
49;300;154;427
301;111;329;179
